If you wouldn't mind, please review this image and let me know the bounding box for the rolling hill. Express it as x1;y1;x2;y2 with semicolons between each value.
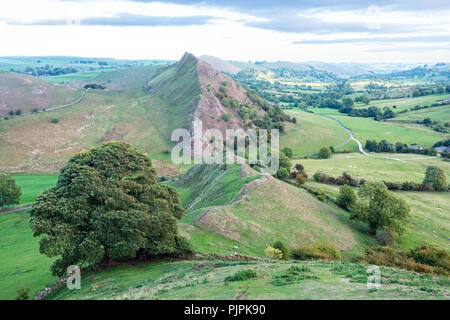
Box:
174;164;374;257
0;71;80;116
0;53;284;174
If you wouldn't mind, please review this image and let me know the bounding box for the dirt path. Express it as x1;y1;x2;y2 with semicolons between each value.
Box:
0;88;90;121
0;205;31;215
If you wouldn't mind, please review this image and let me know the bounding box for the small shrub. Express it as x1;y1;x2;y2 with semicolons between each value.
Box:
265;246;283;260
273;241;289;260
375;227;398;246
336;185;357;209
295;163;304;171
16;288;30;300
50;118;59;124
224;269;257;282
291;242;341;261
221;113;231;122
318;147;332;159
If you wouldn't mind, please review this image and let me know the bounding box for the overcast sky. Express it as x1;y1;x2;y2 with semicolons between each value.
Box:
0;0;449;63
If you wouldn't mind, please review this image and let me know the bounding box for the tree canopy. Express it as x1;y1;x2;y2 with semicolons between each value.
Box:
30;142;191;276
0;174;22;208
423;166;447;191
350;181;410;234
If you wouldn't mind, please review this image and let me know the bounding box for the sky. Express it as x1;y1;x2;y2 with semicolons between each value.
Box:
0;0;449;63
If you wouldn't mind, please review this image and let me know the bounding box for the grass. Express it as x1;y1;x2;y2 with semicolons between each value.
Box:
388;105;450;125
331;115;447;148
0;61;199;171
300;153;450;183
301;153;450;251
47;259;449;300
354;94;450;112
0;211;56;300
281;110;357;155
10;174;58;205
173;164;375;257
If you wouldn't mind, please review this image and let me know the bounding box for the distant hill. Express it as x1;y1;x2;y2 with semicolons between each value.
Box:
0;53;289;173
199;55;242;74
196;55;421;78
0;71;80;116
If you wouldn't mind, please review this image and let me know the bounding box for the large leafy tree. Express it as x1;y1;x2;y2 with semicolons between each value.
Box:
350;181;410;235
0;173;22;208
423;166;447;191
30;142;190;276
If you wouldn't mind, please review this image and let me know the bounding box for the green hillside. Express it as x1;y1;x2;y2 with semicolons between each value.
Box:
174;164;374;257
47;259;449;300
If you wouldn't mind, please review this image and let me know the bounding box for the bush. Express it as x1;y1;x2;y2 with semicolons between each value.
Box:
291;241;342;261
295;163;304;171
50;117;59;124
336;185;357;209
318;147;332;159
221;113;231;121
295;172;307;185
409;245;450;272
273;241;289;260
375;227;398;246
265;246;283;260
16;288;30;300
281;147;293;159
224;269;258;282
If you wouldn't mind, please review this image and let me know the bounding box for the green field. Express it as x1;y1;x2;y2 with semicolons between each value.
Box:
331;115;447;147
48;259;449;300
0;211;56;300
354;94;450;112
281;110;357;156
300;152;450;251
388;105;450;125
10;174;58;205
43;70;107;83
300;153;450;183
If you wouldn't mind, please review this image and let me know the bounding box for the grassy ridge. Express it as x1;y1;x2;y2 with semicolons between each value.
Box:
173;164;374;257
48;259;449;300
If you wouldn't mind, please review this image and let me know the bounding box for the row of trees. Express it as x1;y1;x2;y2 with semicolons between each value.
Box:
365;139;437;155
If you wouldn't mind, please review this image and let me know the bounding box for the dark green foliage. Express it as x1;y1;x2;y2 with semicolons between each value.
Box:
281;147;293;159
336;185;357;209
350;182;410;234
0;173;22;208
273;240;289;260
224;269;257;282
15;288;30;300
30;142;190;276
272;265;318;286
221;113;231;121
50;118;59;124
84;83;106;89
318;147;332;159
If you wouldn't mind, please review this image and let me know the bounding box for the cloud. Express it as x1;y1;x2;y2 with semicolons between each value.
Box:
293;35;450;44
7;13;215;27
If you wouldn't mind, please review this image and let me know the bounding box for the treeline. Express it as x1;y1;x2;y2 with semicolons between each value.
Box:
364;139;437;155
313;168;448;192
11;65;78;76
340;106;395;120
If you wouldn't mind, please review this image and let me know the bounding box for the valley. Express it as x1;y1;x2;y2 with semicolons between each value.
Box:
0;52;449;301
